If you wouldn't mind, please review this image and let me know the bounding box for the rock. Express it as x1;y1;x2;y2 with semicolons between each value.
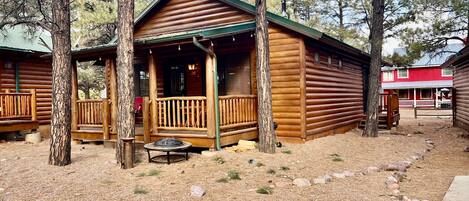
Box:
15;156;20;160
25;132;41;144
343;171;355;177
384;162;410;172
275;181;291;188
386;176;398;185
366;166;379;173
402;196;411;201
293;178;311;187
411;153;424;161
190;185;206;198
464;146;469;152
313;175;332;184
0;188;4;192
392;189;400;196
201;151;217;157
248;159;257;166
237;140;257;150
332;173;346;179
0;159;6;162
392;172;407;182
387;183;400;190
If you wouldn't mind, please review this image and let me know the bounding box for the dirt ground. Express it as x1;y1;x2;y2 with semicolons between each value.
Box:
1;109;468;201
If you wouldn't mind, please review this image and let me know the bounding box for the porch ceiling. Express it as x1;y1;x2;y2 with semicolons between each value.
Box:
70;22;256;60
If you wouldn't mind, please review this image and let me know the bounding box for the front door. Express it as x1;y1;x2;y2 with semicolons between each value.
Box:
165;65;186;97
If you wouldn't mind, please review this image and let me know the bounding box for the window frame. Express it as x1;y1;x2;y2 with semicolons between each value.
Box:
441;68;453;77
382;71;394;82
420;88;433;100
397;69;409;79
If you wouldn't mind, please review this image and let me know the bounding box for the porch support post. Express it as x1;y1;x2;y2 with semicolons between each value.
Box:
107;58;118;133
71;60;78;130
148;52;158;134
413;88;417;108
205;49;216;140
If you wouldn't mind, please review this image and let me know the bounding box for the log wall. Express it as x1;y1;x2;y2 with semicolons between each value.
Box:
454;61;469;131
268;26;303;138
134;0;253;39
0;58;52;124
303;43;365;137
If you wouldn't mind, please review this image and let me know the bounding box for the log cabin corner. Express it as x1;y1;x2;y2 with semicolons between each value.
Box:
69;0;398;148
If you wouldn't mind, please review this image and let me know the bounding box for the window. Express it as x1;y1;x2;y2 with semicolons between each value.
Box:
442;68;453;77
383;71;394;81
398;89;409;99
397;69;408;78
420;88;432;99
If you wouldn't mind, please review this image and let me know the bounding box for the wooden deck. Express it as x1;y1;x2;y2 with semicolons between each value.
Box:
71;95;259;148
0;90;38;133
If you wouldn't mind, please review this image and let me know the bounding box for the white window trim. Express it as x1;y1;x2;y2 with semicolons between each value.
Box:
397;69;409;79
420;88;433;100
441;68;453;77
383;71;394;81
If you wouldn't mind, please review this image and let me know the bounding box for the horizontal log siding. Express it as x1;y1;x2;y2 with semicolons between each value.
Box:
304;46;364;136
268;26;302;138
454;62;469;131
0;59;52;124
134;0;253;39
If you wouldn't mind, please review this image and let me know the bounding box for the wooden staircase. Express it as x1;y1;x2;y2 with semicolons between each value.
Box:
359;93;400;130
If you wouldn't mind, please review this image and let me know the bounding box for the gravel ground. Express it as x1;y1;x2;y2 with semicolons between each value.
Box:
0;109;467;201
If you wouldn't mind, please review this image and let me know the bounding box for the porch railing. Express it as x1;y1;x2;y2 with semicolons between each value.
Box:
219;95;257;130
0;89;37;121
77;99;106;128
156;96;207;131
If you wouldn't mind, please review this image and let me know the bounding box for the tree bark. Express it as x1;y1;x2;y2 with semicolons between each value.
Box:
255;0;276;153
115;0;135;168
49;0;72;166
363;0;384;137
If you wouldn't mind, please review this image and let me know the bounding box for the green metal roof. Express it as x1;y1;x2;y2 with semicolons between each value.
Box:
0;25;52;53
73;22;256;55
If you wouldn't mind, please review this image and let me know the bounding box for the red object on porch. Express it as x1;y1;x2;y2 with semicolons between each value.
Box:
135;97;143;111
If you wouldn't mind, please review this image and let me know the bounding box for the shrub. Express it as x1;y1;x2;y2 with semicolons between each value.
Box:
280;166;290;171
256;187;273;195
136;172;146;177
134;186;149;194
147;169;160;176
212;156;225;164
281;150;292;154
227;170;241;180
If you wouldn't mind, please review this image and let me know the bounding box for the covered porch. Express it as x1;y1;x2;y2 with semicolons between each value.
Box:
71;26;259;148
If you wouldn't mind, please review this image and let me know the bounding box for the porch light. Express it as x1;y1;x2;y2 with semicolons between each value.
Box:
188;64;197;71
232;35;236;42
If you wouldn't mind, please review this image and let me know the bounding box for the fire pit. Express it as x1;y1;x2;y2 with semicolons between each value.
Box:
144;138;192;164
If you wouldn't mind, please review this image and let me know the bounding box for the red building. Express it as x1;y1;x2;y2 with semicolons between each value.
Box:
381;44;464;108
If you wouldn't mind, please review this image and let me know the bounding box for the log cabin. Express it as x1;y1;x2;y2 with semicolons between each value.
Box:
442;45;469;132
70;0;398;148
0;25;52;133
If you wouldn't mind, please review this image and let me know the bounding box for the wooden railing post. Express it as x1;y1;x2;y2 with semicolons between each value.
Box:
386;94;393;129
148;53;158;134
71;60;78;130
30;89;37;121
102;99;110;140
205;52;216;138
143;97;151;144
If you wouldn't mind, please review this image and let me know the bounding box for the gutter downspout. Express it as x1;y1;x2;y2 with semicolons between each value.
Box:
193;37;221;151
15;62;20;92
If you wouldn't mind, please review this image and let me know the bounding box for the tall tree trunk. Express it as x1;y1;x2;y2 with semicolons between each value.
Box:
115;0;135;168
256;0;276;153
363;0;384;137
49;0;72;166
338;0;345;41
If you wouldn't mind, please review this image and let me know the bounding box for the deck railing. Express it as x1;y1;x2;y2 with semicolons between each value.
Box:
219;95;257;130
155;96;207;131
0;89;37;121
77;99;107;128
